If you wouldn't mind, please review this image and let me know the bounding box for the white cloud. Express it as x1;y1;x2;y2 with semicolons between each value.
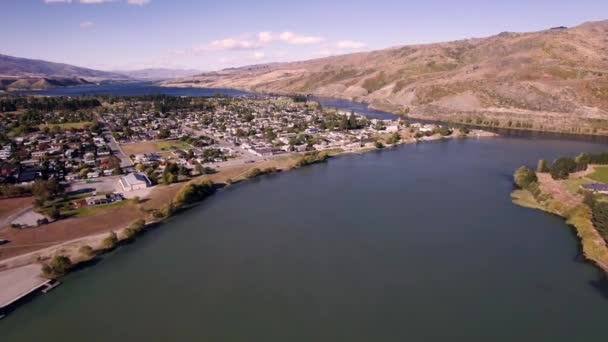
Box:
80;21;94;29
252;31;325;45
253;51;265;60
79;0;112;3
207;38;259;51
258;32;274;42
127;0;150;5
44;0;72;3
336;40;366;49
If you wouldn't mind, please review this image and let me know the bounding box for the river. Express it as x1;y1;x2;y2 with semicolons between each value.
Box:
2;84;608;341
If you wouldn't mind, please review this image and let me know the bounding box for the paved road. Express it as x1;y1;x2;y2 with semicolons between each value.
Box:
104;130;133;168
0;264;46;309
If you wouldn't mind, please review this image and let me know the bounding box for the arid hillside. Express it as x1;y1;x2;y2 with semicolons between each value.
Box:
164;20;608;134
0;53;129;91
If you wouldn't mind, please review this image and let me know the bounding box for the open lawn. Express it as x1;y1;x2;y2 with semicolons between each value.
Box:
67;199;133;218
157;140;192;151
563;178;593;194
589;166;608;183
38;122;93;130
121;140;192;156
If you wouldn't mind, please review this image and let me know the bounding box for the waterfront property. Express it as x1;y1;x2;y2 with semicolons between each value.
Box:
117;173;152;192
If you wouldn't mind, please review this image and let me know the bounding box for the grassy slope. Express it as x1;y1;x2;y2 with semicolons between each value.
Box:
512;172;608;272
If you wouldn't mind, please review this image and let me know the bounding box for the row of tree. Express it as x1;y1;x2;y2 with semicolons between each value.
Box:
535;152;608;180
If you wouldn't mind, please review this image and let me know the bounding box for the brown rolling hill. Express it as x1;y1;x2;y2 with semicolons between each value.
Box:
164;20;608;134
0;53;129;91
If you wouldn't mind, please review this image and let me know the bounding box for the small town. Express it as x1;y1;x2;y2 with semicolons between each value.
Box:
0;93;485;318
0;94;473;223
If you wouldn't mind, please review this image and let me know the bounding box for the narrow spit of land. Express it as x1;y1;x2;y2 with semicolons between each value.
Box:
512;159;608;273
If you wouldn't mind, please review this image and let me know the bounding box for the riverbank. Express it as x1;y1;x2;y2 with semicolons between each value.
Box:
511;165;608;273
0;129;496;274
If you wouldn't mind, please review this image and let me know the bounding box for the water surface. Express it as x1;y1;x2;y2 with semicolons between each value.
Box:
1;137;608;341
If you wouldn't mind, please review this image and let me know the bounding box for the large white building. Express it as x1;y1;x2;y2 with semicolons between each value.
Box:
117;173;151;192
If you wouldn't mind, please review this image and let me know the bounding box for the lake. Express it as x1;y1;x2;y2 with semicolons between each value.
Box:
2;84;608;341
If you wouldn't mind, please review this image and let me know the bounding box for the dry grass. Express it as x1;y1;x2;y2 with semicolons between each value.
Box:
0;205;143;261
121;141;162;155
0;197;33;223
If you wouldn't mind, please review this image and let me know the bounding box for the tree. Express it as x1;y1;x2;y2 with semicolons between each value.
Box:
536;159;550;173
386;133;401;145
43;255;72;278
122;227;138;240
32;179;62;202
436;126;452;136
102;232;118;249
514;166;538;189
47;205;61;220
575;153;591;171
549;157;578;180
129;219;146;231
135;164;145;172
79;245;95;258
80;167;91;179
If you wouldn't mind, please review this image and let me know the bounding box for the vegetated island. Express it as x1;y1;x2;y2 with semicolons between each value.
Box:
512;153;608;272
0;94;496;286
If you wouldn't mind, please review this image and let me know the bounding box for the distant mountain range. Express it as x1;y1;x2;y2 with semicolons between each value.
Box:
0;53;129;91
0;54;202;90
164;20;608;133
116;68;202;80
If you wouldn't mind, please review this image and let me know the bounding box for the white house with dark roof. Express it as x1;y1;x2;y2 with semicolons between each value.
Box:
117;173;151;192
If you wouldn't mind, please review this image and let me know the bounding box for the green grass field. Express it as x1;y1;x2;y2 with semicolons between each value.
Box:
38;122;93;130
157;140;192;150
563;178;593;194
67;200;132;218
589;166;608;183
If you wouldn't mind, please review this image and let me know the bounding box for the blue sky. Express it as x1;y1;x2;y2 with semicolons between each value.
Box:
1;0;606;71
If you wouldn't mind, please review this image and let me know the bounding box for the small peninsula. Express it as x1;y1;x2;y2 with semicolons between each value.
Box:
512;153;608;272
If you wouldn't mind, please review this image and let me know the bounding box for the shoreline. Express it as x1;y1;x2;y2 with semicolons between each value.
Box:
0;130;496;271
511;170;608;274
159;82;608;139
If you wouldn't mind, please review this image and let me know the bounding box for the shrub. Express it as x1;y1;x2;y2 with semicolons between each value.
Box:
514;166;538;189
79;245;95;258
536;159;550;173
102;232;118;249
173;180;215;206
549;157;578;180
43;255;72;278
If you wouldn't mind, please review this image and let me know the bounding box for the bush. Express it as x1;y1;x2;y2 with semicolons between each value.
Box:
79;245;95;258
536;159;550;173
386;133;401;145
295;151;329;168
514;166;538;189
122;228;138;240
102;232;118;249
173;180;215;206
43;255;72;278
550;157;578;180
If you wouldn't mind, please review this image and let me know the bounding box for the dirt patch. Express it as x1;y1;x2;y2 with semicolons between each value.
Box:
538;173;582;209
121;141;161;155
0;197;33;219
0;204;142;261
0;197;33;228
